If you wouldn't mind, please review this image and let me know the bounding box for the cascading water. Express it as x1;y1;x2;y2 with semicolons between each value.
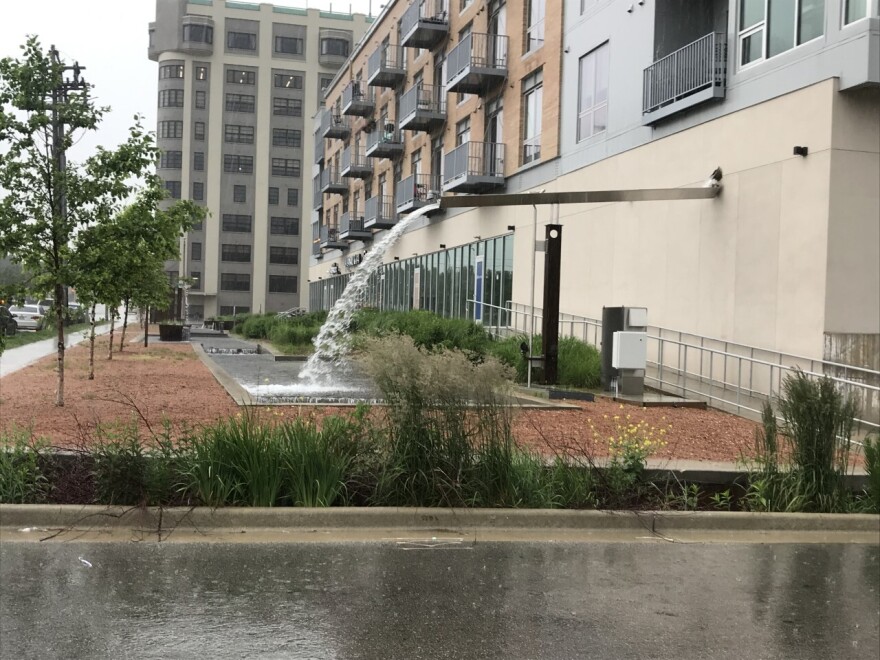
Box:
298;202;441;385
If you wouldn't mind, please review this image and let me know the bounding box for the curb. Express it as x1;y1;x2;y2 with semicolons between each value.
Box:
191;341;253;405
2;505;878;535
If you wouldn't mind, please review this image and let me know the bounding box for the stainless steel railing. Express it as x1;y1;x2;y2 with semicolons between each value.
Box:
642;32;726;114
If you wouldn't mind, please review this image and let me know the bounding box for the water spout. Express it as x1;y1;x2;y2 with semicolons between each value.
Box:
299;202;440;383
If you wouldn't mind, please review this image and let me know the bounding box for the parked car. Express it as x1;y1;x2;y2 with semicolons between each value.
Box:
9;305;45;331
0;305;18;336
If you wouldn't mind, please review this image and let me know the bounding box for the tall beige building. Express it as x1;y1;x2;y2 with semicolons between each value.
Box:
149;0;370;317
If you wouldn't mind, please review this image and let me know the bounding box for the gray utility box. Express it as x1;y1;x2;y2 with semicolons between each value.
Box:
601;306;648;395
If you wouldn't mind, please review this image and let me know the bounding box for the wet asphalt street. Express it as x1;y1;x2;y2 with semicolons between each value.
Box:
1;540;878;659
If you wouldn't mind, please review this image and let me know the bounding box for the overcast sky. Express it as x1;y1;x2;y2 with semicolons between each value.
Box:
1;0;374;164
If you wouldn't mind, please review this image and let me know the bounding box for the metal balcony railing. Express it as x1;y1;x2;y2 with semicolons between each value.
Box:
319;225;345;247
399;83;446;131
320;108;351;139
396;173;441;212
341;145;372;177
400;0;449;49
365;124;403;158
342;80;374;116
368;44;406;87
442;141;505;192
642;32;727;118
312;241;323;257
314;133;325;166
446;32;508;94
312;174;323;210
319;165;347;194
340;211;369;237
364;194;396;228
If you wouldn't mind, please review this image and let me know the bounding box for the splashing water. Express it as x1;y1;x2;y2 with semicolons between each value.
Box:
299;202;441;383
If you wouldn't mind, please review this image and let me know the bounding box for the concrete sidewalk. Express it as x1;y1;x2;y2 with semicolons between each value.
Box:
0;322;122;378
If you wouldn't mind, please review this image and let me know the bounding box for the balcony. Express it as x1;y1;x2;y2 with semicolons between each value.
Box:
399;83;446;132
341;146;372;179
320;225;347;250
367;44;406;88
320;109;351;140
342;80;375;116
364;195;397;230
365;124;404;159
396;173;441;214
642;32;727;125
400;0;449;50
314;133;325;166
442;141;505;194
312;240;323;259
339;211;372;240
446;33;508;95
312;174;324;210
320;166;348;195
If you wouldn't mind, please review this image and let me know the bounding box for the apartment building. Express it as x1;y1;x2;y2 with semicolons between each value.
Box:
311;0;878;372
148;0;370;318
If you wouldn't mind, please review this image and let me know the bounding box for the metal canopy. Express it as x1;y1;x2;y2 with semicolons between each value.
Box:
438;186;721;209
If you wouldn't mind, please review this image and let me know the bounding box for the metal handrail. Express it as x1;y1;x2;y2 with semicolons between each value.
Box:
443;141;504;185
396;173;441;208
400;83;446;119
368;43;405;78
401;0;449;38
446;32;508;84
643;32;726;114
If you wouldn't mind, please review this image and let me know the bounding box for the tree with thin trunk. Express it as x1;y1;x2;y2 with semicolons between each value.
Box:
0;37;159;406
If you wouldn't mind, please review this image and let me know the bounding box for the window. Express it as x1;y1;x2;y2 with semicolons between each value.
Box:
220;305;250;315
190;273;201;291
270;217;300;235
273;97;302;116
158;120;183;138
183;24;213;44
220;273;251;291
227;31;257;50
221;244;251;262
460;0;474;10
193;152;205;171
271;158;300;177
191;242;202;261
739;0;825;66
287;188;299;206
269;246;298;265
275;36;304;54
224;155;254;174
164;180;182;199
845;0;872;23
192;181;204;201
274;73;303;88
159;64;184;79
269;275;297;293
526;0;545;52
233;185;247;203
224;124;255;144
226;69;255;85
226;93;255;113
320;38;350;57
221;214;252;232
521;69;543;164
320;76;333;93
269;187;280;205
194;122;205;140
577;43;609;142
159;151;183;169
195;66;208;81
192;218;203;231
158;89;184;107
455;117;471;146
272;128;302;147
195;90;206;109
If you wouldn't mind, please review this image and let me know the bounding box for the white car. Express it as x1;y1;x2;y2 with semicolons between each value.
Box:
9;305;45;331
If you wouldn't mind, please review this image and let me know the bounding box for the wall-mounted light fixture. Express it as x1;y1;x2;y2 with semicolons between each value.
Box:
394;256;399;260
439;244;446;249
474;235;481;241
507;225;515;231
793;146;809;157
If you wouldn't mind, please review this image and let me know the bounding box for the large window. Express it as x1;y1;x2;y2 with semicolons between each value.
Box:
221;244;251;262
275;36;304;55
164;180;181;199
526;0;545;52
193;152;205;171
739;0;825;66
159;151;183;169
577;43;609;142
183;24;213;44
225;93;255;113
844;0;876;23
158;89;184;107
274;73;303;88
287;188;299;206
226;69;255;84
227;31;257;51
158;120;183;138
220;273;251;291
273;97;302;116
221;214;252;232
320;38;350;57
195;66;208;81
159;64;184;79
269;246;298;264
521;69;543;164
271;158;300;177
269;275;297;293
272;128;302;148
191;242;202;261
224;155;254;174
192;182;204;201
269;187;280;205
224;124;254;144
194;122;205;140
455;117;471;146
233;185;247;203
270;217;300;235
195;90;206;109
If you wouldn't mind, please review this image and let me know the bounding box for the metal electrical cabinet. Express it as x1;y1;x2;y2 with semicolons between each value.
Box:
602;306;648;395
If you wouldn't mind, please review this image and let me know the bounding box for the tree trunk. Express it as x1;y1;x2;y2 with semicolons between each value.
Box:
119;297;130;352
54;283;65;407
88;303;96;380
107;308;116;361
144;306;149;347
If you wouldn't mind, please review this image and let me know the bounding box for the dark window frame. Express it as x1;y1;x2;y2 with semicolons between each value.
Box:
227;31;257;51
274;35;304;55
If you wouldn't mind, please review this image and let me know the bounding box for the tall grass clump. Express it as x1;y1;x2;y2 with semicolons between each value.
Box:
233;311;328;353
353;309;492;356
862;434;880;513
357;334;551;507
489;334;601;388
0;430;49;504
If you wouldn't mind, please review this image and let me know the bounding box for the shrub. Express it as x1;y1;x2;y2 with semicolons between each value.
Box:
353;309;492;356
92;433;149;506
0;431;49;504
488;334;601;388
860;433;880;514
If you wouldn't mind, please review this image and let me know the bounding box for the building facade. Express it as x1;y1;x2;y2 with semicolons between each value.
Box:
310;0;879;375
149;0;371;318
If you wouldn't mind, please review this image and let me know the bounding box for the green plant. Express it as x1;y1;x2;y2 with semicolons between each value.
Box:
710;488;733;511
862;433;880;514
594;413;669;507
0;431;49;503
92;431;148;506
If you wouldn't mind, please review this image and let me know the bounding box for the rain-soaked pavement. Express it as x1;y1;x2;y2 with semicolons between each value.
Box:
1;539;877;659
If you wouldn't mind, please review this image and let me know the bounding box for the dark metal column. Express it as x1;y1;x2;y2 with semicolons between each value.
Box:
541;224;562;384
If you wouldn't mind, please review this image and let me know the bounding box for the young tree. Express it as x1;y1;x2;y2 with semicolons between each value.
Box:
0;38;158;405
